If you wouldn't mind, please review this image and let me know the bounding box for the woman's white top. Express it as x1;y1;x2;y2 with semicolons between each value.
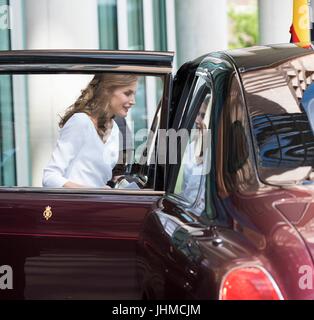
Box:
42;113;120;188
181;141;203;202
180;140;207;215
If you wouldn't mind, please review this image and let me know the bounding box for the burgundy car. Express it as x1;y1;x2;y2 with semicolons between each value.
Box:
1;44;314;300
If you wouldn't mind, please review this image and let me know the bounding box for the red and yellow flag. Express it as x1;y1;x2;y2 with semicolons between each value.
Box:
290;0;311;44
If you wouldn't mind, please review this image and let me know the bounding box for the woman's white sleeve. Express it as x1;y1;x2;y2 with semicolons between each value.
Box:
42;115;87;188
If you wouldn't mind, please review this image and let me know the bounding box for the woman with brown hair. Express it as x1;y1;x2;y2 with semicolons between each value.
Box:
42;73;138;188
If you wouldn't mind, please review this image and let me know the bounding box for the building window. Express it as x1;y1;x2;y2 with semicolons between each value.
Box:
0;75;16;186
0;0;10;50
153;0;167;51
98;0;118;50
0;0;16;185
127;0;144;50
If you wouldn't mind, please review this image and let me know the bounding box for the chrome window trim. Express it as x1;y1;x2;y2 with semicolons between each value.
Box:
0;186;165;196
0;64;172;74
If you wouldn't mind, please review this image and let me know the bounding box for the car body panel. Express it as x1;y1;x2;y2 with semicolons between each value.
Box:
225;43;311;72
0;190;164;299
139;45;314;300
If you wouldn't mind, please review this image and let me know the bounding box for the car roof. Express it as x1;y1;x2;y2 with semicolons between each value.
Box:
223;43;314;73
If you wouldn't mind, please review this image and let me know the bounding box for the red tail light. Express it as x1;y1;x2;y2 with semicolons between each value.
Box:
219;266;284;300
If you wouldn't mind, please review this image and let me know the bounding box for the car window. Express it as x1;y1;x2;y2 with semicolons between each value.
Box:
133;101;161;189
216;74;258;197
242;52;314;185
0;72;164;190
172;76;212;215
178;76;208;128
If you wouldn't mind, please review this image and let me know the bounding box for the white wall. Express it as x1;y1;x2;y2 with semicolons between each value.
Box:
258;0;293;45
24;0;99;49
175;0;228;67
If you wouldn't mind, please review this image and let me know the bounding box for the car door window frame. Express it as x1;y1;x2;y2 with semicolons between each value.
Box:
166;68;213;212
0;58;173;194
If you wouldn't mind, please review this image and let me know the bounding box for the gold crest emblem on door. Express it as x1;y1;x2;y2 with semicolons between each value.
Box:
43;206;52;220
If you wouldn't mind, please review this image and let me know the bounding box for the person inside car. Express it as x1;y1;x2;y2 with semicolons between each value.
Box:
180;95;211;213
42;73;138;188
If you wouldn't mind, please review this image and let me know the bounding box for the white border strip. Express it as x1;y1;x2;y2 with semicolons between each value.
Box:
143;0;154;50
143;0;158;128
117;0;133;127
165;0;177;71
9;0;24;49
117;0;128;50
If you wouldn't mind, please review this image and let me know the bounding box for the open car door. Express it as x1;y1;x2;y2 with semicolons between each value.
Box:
0;50;173;299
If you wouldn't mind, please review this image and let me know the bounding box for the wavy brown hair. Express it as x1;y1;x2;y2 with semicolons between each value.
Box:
59;73;138;141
